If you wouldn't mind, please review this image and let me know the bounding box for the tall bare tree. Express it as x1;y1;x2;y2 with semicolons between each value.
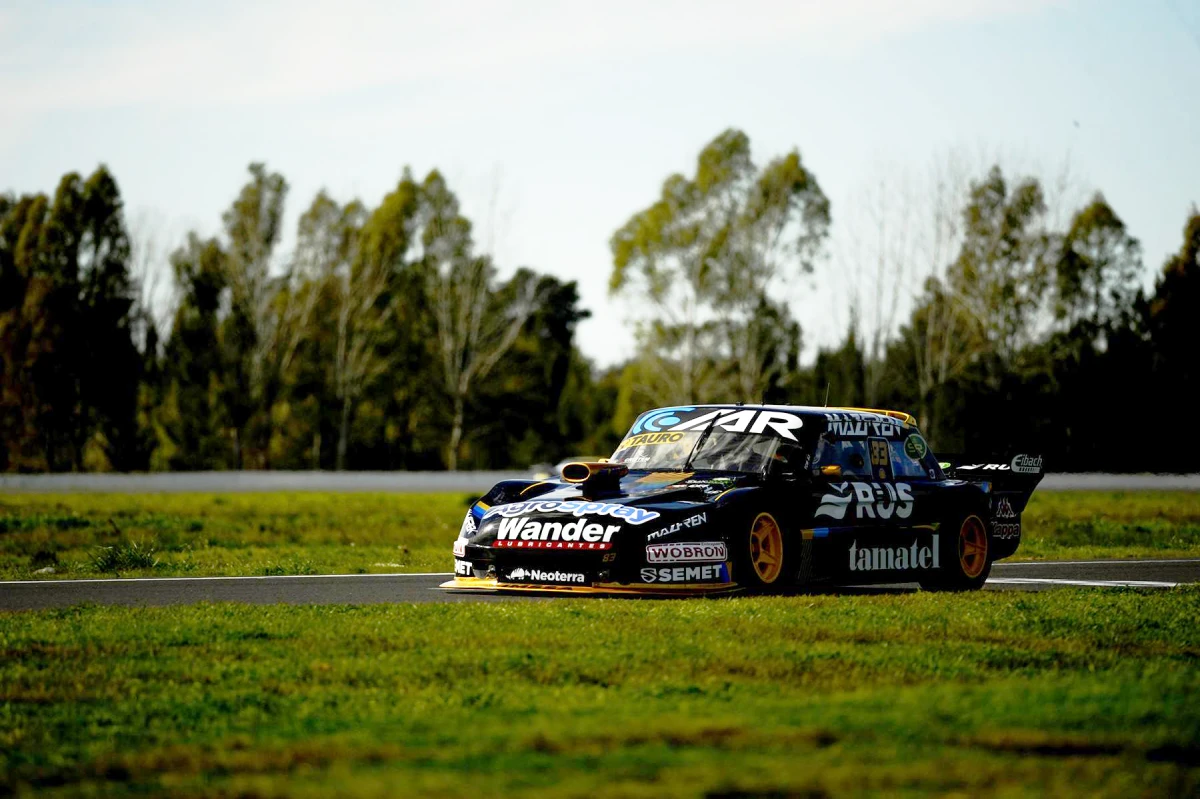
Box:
414;171;541;470
220;163;288;467
854;154;988;441
293;191;381;469
611;129;829;403
837;169;922;406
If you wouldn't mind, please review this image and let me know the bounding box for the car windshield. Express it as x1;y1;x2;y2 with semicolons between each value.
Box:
610;429;804;474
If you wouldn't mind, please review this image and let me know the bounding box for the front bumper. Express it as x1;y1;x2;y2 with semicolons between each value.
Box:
439;575;739;596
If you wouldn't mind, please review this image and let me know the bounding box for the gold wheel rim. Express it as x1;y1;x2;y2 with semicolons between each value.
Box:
958;515;988;578
749;512;783;583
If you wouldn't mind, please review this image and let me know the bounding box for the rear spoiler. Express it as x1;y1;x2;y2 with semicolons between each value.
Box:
941;453;1045;512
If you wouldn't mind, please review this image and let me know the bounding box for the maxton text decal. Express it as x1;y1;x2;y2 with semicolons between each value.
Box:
646;512;708;541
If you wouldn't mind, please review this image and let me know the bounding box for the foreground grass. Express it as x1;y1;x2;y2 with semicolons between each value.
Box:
0;490;1197;580
1;590;1197;797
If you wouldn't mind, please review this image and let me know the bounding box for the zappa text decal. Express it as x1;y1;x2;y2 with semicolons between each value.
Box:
993;523;1020;540
816;482;915;520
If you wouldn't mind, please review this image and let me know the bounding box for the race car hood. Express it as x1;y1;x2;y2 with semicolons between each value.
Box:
465;470;752;550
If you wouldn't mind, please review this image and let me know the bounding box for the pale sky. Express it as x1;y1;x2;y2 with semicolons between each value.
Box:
2;0;1197;366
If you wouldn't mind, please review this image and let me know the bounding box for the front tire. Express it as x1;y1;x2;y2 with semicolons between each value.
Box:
920;513;991;591
737;511;788;592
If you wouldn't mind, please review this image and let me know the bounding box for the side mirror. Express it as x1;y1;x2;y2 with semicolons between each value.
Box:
820;465;843;477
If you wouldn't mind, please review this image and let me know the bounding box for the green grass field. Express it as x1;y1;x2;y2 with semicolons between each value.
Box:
0;491;1197;580
3;492;1198;796
2;590;1197;797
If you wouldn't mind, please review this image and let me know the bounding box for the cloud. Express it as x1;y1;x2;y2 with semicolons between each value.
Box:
1;0;1063;116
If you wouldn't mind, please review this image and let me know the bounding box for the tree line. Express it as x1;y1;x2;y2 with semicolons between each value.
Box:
2;129;1196;472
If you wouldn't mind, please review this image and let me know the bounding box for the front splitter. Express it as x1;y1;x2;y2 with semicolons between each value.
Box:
440;576;740;597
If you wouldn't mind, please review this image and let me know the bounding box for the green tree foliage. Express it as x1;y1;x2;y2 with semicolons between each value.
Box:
1146;210;1200;470
0;168;140;472
828;165;1190;470
158;235;230;470
610;129;829;404
948;166;1053;374
131;164;590;472
1053;194;1142;339
2;153;1193;474
293;190;373;470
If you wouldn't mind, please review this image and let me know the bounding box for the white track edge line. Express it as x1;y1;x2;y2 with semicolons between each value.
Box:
994;558;1200;566
987;577;1179;588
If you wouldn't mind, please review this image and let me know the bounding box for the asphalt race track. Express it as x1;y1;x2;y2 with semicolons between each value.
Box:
1;559;1195;611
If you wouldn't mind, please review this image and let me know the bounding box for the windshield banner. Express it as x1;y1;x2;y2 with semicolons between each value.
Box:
626;407;804;441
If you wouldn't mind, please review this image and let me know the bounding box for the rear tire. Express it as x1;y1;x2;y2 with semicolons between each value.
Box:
920;513;991;591
736;511;788;592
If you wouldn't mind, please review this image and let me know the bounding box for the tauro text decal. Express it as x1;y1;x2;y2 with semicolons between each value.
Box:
619;432;684;448
646;541;728;564
494;517;620;550
849;536;940;571
816;482;914;520
483;500;660;526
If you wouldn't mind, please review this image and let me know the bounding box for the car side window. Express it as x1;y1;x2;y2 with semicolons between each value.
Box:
888;434;937;479
812;437;872;478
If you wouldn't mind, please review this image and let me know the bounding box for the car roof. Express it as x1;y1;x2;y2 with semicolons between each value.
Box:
637;404;918;428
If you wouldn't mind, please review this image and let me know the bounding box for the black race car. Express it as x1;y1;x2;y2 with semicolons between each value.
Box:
442;405;1044;595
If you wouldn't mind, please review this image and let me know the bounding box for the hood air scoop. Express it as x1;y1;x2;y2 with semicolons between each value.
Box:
560;461;629;498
